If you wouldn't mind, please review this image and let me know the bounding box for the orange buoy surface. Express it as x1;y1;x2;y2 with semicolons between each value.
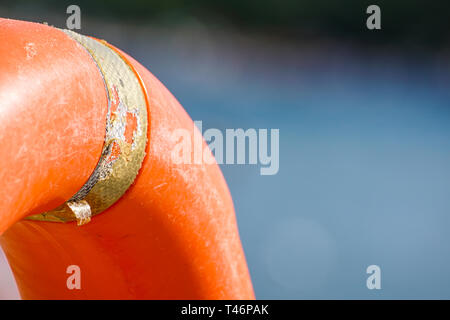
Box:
0;18;254;299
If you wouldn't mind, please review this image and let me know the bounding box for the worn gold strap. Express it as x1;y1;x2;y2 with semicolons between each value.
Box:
27;29;148;225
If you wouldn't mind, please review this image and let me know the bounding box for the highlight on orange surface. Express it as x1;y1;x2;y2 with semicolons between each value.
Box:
0;18;254;299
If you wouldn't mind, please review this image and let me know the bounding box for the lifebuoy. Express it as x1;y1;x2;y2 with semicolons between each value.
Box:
0;18;254;299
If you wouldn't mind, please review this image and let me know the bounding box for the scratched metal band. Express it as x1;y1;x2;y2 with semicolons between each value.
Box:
27;29;148;225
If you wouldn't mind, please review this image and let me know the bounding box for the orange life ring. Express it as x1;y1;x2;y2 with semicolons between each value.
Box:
0;18;254;299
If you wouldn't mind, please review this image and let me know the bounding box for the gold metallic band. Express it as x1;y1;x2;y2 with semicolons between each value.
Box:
27;30;148;225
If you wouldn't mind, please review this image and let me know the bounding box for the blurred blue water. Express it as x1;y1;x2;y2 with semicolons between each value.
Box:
121;29;450;298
